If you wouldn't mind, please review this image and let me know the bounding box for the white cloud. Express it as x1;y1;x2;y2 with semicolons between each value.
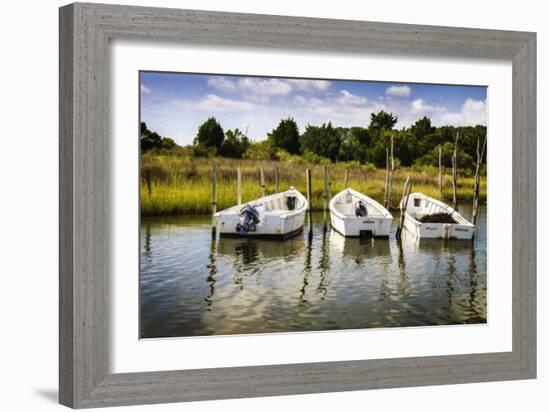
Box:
336;90;368;105
207;76;331;97
140;84;151;94
385;85;411;97
173;94;256;112
410;98;447;115
438;98;486;126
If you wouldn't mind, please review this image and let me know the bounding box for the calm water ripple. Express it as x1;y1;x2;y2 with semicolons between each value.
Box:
140;206;487;338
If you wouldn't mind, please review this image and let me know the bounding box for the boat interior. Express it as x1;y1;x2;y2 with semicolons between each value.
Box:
332;191;385;217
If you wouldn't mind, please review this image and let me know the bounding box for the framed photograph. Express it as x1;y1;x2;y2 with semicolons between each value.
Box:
59;2;536;408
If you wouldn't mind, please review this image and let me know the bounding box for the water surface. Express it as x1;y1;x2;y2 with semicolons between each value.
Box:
140;207;486;338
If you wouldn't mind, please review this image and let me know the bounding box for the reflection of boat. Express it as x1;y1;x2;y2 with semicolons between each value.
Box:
329;188;393;237
217;235;305;260
330;229;391;259
215;187;308;238
401;193;475;239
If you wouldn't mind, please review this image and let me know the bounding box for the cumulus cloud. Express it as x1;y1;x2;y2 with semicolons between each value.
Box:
207;76;331;97
438;98;486;126
140;84;151;94
336;90;368;105
173;94;256;112
385;85;411;97
410;98;447;115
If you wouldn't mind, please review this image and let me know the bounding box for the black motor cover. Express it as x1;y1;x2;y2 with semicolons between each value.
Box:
355;200;368;217
237;204;260;234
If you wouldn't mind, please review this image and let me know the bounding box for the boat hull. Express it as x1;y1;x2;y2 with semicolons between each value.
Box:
401;193;475;240
330;213;392;237
216;212;306;238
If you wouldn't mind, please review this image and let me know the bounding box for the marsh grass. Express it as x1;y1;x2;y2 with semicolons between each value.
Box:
140;155;486;216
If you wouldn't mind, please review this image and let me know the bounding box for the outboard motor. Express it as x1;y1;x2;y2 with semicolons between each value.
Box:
286;196;297;210
355;200;368;217
236;204;260;234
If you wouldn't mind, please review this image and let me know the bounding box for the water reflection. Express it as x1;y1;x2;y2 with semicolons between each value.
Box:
140;207;487;338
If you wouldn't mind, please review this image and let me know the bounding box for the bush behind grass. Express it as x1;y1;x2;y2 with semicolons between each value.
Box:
140;154;486;216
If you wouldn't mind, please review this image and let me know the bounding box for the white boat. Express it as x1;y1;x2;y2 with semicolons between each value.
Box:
400;192;475;239
215;187;308;238
329;188;393;237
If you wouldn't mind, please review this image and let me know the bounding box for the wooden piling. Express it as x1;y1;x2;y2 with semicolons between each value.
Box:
384;146;389;209
145;171;152;198
306;168;313;236
452;132;459;211
211;162;217;235
327;167;332;202
323;165;329;229
388;134;396;209
438;145;443;200
275;166;280;193
260;165;266;197
472;133;487;226
396;176;412;240
237;165;242;205
343;169;349;189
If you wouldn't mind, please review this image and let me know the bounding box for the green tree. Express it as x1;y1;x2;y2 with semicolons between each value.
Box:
219;128;250;158
369;111;398;132
268;117;301;154
140;122;162;152
300;122;341;162
194;117;225;150
410;116;436;140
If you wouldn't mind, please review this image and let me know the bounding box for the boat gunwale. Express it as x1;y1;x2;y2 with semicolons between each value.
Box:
402;192;475;228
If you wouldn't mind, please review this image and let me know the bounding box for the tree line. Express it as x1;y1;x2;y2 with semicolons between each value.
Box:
140;111;487;171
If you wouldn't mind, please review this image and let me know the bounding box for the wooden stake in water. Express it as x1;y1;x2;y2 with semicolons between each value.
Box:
472;133;487;226
384;146;389;209
327;167;332;202
260;165;266;197
306;168;313;237
275;166;280;193
323;165;329;229
211;162;217;235
237;165;242;205
438;145;443;200
343;169;349;190
452;132;459;211
396;176;412;240
388;134;396;209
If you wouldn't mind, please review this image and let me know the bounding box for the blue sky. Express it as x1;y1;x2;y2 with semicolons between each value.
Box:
140;71;487;145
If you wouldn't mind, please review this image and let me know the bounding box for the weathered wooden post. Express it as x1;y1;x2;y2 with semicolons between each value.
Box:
327;166;332;203
237;165;242;205
306;168;313;237
396;176;412;240
275;165;280;193
211;162;217;236
260;165;266;197
388;134;396;209
452;132;459;211
438;145;443;200
384;147;389;209
343;169;349;189
472;133;487;226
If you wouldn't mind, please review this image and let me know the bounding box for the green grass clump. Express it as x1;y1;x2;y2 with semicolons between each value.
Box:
140;154;486;216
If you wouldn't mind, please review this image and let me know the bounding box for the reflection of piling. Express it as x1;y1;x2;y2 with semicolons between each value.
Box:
211;162;217;236
237;165;242;205
306;168;313;238
396;176;412;240
323;166;329;231
275;166;280;193
260;165;266;197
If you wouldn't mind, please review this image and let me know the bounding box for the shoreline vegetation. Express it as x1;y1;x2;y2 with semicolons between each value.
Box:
140;155;486;216
140;111;486;216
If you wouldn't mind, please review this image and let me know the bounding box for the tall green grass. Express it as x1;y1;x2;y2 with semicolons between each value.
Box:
140;154;486;216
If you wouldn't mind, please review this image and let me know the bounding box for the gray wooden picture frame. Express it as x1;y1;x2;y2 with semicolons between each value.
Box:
59;2;536;408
